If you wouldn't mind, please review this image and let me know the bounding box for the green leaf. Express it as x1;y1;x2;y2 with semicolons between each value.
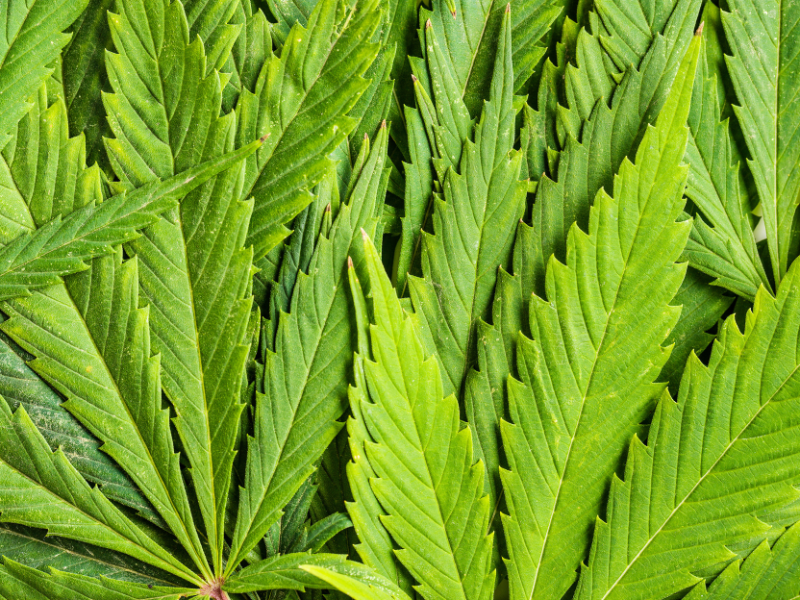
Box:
0;0;89;146
227;124;389;573
60;0;115;170
660;268;733;391
223;553;347;593
573;261;800;600
103;0;267;571
0;560;191;600
683;36;768;301
301;561;412;600
235;0;383;259
0;135;260;303
0;522;180;586
683;522;800;600
0;322;154;521
2;247;210;573
0;395;200;584
420;0;561;116
408;7;527;399
348;233;495;600
722;0;800;284
500;32;700;600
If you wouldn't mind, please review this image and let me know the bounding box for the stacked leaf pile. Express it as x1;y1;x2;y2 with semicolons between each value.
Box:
0;0;799;599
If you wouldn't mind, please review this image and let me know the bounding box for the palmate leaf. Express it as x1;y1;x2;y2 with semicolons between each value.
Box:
347;233;495;600
2;248;210;576
235;0;383;259
0;0;89;146
103;0;265;572
722;0;800;284
500;32;700;600
683;522;800;600
227;125;389;572
573;261;800;600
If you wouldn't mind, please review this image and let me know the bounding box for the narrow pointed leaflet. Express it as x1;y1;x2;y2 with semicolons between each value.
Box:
348;233;495;600
500;31;701;600
722;0;800;283
227;126;390;572
574;260;800;599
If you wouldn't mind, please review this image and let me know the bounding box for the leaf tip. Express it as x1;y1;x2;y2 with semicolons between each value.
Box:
695;21;704;36
259;132;271;143
348;256;354;269
360;227;370;242
425;18;432;30
380;119;387;129
411;74;418;83
505;2;510;13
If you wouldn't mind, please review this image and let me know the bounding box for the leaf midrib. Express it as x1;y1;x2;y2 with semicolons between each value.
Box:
528;135;682;598
597;345;800;600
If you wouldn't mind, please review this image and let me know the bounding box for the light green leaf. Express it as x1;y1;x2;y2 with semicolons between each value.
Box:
574;261;800;600
301;562;412;600
235;0;383;259
684;522;800;600
227;125;389;573
722;0;800;283
223;553;347;593
348;234;495;600
0;0;89;146
500;33;700;600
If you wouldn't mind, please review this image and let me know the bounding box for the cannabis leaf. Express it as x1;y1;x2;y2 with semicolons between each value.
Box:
347;232;495;600
722;0;800;284
574;260;800;599
501;30;700;600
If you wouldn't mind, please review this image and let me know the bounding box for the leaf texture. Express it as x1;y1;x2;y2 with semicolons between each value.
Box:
348;233;495;600
500;33;700;600
722;0;800;283
0;0;89;146
228;125;389;572
235;0;383;259
574;261;800;600
683;522;800;600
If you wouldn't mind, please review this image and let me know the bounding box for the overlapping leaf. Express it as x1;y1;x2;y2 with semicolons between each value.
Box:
722;0;800;284
574;261;800;600
228;125;389;572
500;32;700;600
347;233;495;600
234;0;383;259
